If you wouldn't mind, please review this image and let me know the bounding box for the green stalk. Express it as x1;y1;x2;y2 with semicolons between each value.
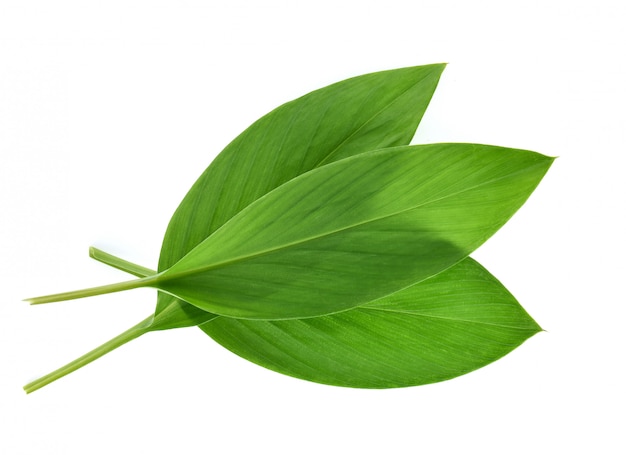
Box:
89;246;156;278
25;275;159;305
23;315;154;393
89;247;219;331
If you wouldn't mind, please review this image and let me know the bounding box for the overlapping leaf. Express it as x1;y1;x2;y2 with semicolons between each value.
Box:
155;143;552;319
153;64;446;328
92;252;541;388
201;257;541;388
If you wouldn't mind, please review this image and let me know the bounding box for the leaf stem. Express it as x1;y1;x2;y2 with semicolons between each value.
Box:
89;248;220;330
89;246;156;278
24;275;159;305
23;315;154;393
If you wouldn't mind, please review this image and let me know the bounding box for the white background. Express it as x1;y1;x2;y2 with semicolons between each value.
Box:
1;1;624;453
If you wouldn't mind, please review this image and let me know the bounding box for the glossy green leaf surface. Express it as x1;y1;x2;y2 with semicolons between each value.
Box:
155;144;553;319
154;64;445;325
201;257;541;388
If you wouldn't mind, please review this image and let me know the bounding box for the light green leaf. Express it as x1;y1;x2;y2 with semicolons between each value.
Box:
155;143;553;319
201;257;541;388
154;64;446;327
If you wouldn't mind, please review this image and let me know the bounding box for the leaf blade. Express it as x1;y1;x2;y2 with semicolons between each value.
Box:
155;64;446;326
156;144;553;319
200;257;541;388
158;64;446;271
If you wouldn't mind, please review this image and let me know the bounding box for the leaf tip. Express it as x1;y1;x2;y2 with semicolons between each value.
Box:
535;151;557;164
428;61;448;74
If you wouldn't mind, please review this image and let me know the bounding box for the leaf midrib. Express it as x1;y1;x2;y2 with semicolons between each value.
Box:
359;306;539;330
314;70;433;168
203;304;538;331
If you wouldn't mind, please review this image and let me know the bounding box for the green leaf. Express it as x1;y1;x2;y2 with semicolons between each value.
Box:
87;249;540;388
158;64;446;272
154;64;446;327
89;250;542;388
24;252;538;392
27;143;552;319
154;143;553;319
23;64;554;393
201;257;541;388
